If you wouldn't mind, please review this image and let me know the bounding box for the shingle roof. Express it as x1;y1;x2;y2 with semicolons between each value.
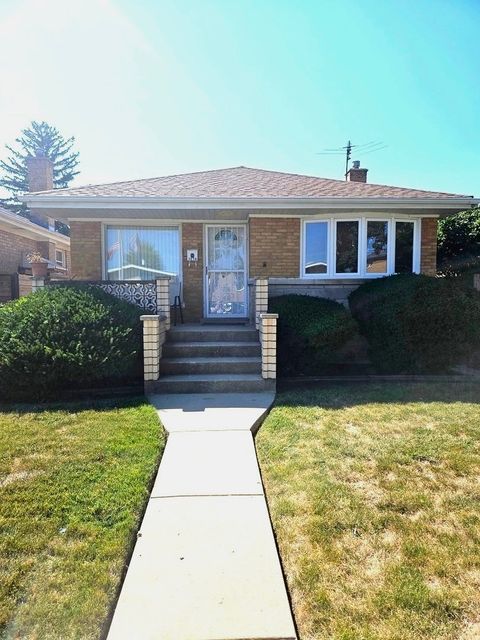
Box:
27;166;470;199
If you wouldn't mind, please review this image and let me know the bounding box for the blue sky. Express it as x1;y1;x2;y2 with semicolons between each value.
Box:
0;0;478;195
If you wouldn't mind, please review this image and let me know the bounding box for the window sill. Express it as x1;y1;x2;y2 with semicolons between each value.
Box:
268;277;370;285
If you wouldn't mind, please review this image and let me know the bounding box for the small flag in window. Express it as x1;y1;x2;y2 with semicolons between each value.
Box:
129;232;141;253
107;240;120;259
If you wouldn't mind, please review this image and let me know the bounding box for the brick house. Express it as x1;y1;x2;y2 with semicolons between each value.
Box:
0;155;71;302
22;164;477;321
0;204;70;302
21;163;478;391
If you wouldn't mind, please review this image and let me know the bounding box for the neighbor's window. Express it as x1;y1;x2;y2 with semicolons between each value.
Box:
336;221;359;274
394;221;414;273
366;220;388;274
55;249;66;268
105;226;180;281
304;221;328;274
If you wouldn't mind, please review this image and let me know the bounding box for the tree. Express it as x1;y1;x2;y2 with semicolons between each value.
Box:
0;121;80;228
438;207;480;261
126;239;163;273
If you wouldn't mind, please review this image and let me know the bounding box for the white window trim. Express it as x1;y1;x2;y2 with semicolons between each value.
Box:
301;215;421;279
364;218;390;276
55;248;66;267
333;218;361;276
302;218;330;276
103;223;183;284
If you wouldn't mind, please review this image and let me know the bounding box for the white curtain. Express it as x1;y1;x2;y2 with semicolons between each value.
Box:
106;226;180;281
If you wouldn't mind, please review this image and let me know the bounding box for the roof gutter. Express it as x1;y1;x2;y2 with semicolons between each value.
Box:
0;210;70;246
21;195;479;211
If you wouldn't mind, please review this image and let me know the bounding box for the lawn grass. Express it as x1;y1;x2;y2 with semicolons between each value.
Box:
0;397;164;640
256;383;480;640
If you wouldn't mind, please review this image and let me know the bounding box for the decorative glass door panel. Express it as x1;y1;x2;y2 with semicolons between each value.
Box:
206;225;247;317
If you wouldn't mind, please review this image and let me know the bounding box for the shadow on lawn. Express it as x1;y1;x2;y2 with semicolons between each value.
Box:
276;380;480;409
0;394;149;416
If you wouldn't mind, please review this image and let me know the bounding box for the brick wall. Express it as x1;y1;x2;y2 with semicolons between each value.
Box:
37;240;56;263
0;274;13;302
268;280;362;306
18;274;32;297
0;228;39;273
420;218;437;276
182;223;204;322
70;221;102;279
249;218;300;277
63;248;71;273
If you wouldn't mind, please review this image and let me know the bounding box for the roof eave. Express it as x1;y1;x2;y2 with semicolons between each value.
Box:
0;209;70;245
21;194;479;211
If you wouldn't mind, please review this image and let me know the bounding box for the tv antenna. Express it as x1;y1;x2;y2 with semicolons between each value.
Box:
317;140;388;179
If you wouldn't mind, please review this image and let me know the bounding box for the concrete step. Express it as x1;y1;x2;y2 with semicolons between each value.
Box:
149;392;276;433
146;374;275;394
168;325;258;343
160;357;262;375
162;341;261;358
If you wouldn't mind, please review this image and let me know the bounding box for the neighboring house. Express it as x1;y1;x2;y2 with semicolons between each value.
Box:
0;205;70;302
0;155;71;302
22;163;478;322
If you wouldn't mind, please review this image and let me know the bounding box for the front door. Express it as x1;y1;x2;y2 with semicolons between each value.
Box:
205;225;248;318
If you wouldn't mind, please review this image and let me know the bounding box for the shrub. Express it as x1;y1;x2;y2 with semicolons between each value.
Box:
0;286;143;401
268;295;358;376
349;274;480;373
438;207;480;261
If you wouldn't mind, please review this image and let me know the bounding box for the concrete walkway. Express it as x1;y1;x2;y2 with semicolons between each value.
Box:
107;393;297;640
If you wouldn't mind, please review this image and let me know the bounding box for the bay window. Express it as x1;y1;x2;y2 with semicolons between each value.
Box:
303;217;420;278
105;226;180;281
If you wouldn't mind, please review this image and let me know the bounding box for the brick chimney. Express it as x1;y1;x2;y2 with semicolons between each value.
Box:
26;153;55;230
26;153;54;192
347;160;368;183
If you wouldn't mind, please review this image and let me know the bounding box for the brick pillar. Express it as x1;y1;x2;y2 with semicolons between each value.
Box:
182;222;203;322
255;278;269;329
259;313;278;379
474;274;480;291
70;221;102;279
31;276;45;293
156;278;171;330
141;315;167;382
420;218;438;276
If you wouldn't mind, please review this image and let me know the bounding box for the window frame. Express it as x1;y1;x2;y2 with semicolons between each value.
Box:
334;218;361;276
302;219;331;276
55;248;66;268
103;223;182;282
301;215;421;279
364;217;390;276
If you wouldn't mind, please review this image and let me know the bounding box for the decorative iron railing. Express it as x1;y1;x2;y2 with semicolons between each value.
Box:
48;280;158;313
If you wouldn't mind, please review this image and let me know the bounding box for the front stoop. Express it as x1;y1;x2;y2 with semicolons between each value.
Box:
147;324;274;394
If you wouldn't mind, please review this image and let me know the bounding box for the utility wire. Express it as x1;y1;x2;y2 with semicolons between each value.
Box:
316;139;389;179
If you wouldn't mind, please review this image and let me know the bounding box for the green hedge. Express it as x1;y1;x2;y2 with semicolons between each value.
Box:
0;286;143;402
438;207;480;260
349;274;480;373
268;295;358;376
